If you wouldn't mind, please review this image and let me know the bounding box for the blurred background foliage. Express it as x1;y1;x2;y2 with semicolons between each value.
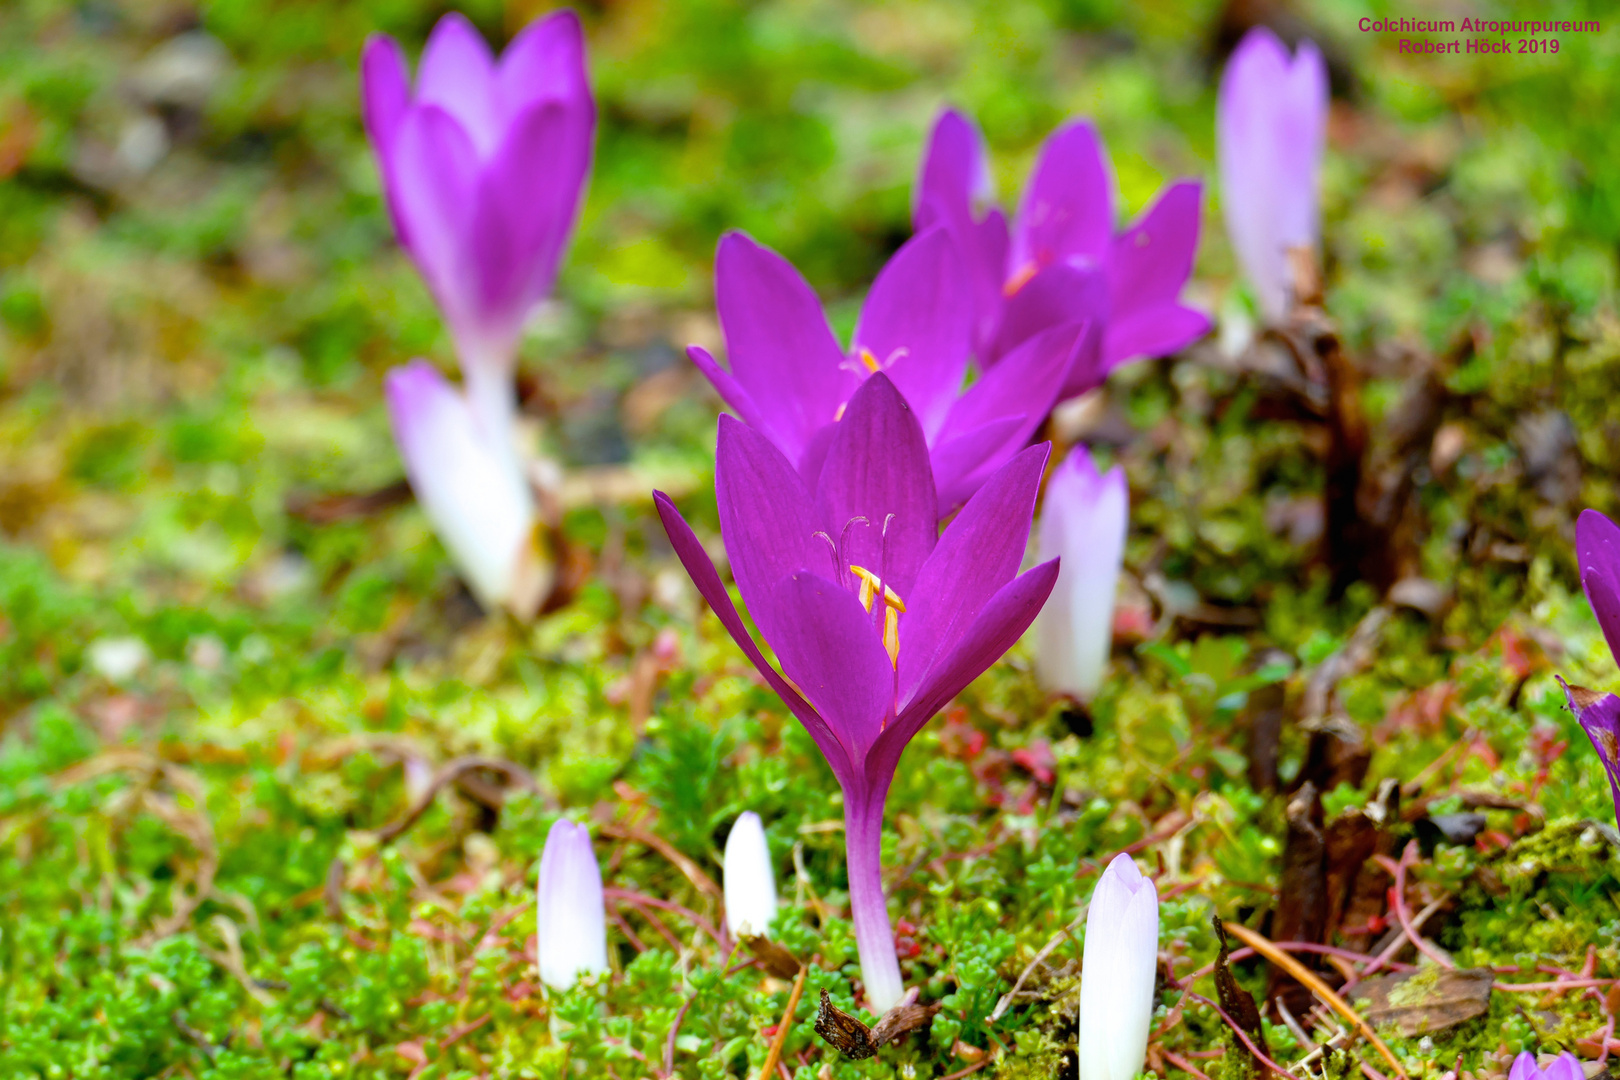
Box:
3;0;1620;1074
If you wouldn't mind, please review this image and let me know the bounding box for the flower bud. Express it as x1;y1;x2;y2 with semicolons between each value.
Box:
723;811;778;938
536;819;608;989
1078;853;1159;1080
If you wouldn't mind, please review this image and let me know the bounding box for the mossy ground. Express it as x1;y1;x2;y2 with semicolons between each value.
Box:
3;0;1620;1077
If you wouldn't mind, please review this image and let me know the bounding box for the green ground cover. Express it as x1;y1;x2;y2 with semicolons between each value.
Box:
3;0;1620;1076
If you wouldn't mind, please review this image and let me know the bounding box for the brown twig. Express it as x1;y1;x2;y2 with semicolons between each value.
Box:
373;757;537;844
1221;921;1407;1078
756;967;808;1080
1378;842;1453;970
603;887;723;948
598;822;723;900
989;904;1087;1022
1162;1049;1216;1080
1180;989;1294;1078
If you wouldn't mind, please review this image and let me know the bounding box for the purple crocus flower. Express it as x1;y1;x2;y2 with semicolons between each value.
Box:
689;228;1089;514
1217;27;1328;322
914;109;1208;401
655;374;1059;1010
362;11;594;436
1509;1052;1583;1080
1562;509;1620;826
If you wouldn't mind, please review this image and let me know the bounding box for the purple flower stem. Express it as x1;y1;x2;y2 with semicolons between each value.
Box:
844;792;904;1012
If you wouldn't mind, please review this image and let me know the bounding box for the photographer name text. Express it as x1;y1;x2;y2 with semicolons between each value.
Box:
1358;15;1601;55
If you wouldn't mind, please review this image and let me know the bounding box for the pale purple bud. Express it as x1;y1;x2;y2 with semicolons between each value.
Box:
535;819;608;989
1218;27;1328;320
385;360;548;618
723;811;778;938
1079;854;1159;1080
1035;446;1127;702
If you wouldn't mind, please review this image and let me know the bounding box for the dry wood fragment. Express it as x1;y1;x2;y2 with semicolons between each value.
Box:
1349;966;1493;1036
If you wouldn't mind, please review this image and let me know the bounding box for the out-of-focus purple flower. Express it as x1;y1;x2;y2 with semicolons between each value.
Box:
655;375;1058;1010
689;228;1090;512
1562;509;1620;826
914;109;1208;400
363;11;594;434
1034;447;1127;702
723;811;778;938
1217;27;1328;322
385;360;548;617
536;819;608;989
1078;854;1159;1080
1509;1052;1584;1080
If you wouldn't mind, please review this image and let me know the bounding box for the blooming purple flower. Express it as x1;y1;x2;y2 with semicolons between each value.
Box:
1562;508;1620;827
689;229;1090;513
1034;447;1127;702
536;819;609;989
385;360;548;617
914;109;1208;400
363;11;594;435
1509;1052;1584;1080
1217;27;1328;322
656;374;1058;1010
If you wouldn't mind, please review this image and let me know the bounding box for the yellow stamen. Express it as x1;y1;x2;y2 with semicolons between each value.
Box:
857;348;883;374
1003;260;1039;297
834;401;847;422
849;565;905;612
849;565;905;669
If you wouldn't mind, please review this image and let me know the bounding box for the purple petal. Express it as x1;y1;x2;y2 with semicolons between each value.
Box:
1011;120;1113;278
854;227;972;441
929;416;1026;513
812;374;937;598
386;105;479;324
1507;1053;1542;1080
714;232;853;466
769;571;896;764
467;100;592;336
934;322;1084;509
899;443;1049;701
870;558;1059;788
1218;28;1328;320
1578;509;1620;663
914;109;1010;351
1102;302;1211;371
1563;678;1620;829
1544;1055;1585;1080
715;415;820;640
796;421;838;496
688;344;770;432
654;492;856;783
498;9;591;120
1109;181;1202;315
913;108;992;230
416;13;502;157
985;260;1107;366
360;36;412;154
